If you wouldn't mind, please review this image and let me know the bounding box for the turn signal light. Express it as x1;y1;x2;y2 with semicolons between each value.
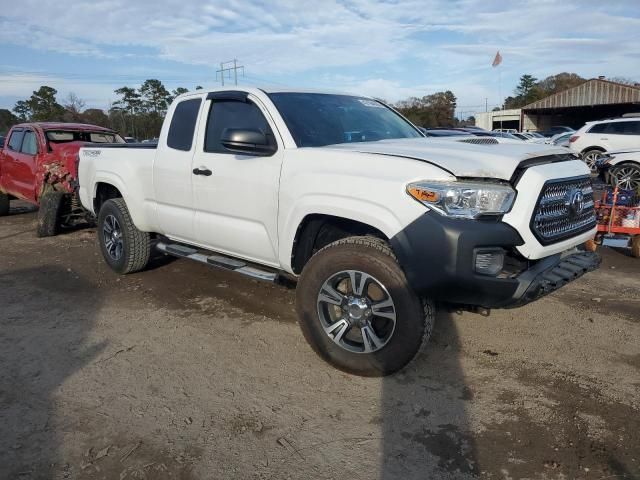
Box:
569;135;579;143
407;186;440;203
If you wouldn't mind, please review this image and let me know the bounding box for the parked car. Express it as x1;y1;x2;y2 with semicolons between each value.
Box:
570;117;640;172
546;132;573;147
455;127;487;133
600;150;640;190
489;132;524;141
124;136;139;143
0;122;124;236
78;87;599;376
511;132;538;142
527;132;546;139
453;128;496;137
422;129;472;137
493;128;517;133
539;126;574;137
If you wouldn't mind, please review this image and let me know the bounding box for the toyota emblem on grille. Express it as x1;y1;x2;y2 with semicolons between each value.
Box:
566;189;585;218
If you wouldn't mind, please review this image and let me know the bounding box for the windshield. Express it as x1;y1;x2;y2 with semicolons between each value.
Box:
46;130;125;144
268;93;422;147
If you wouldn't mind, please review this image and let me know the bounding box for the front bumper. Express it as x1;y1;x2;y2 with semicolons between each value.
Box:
390;212;600;309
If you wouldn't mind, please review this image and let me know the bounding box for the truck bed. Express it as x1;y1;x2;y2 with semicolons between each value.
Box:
86;143;158;149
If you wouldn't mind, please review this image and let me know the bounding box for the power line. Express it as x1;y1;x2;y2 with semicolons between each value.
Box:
216;60;244;86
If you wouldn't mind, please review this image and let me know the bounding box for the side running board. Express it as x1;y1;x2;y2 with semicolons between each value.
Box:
156;242;278;282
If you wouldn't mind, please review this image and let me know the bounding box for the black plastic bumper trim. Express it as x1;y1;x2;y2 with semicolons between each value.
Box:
390;212;600;309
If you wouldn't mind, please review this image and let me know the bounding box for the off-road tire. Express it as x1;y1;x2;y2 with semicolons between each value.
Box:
0;192;9;216
296;236;435;377
36;191;65;237
97;198;151;274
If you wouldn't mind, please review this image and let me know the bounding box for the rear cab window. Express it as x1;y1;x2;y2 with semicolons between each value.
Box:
167;98;202;151
45;130;125;144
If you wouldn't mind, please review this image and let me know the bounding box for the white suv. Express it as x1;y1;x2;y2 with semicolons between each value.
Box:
570;118;640;171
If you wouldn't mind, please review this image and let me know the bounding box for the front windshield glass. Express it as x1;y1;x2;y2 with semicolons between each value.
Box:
46;130;125;144
268;93;422;147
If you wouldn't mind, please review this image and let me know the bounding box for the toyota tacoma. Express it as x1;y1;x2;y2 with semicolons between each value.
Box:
77;88;600;376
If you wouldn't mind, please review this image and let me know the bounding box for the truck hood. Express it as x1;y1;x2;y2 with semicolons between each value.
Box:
324;138;573;180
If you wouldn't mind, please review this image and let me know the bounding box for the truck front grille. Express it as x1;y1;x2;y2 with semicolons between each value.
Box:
531;176;596;245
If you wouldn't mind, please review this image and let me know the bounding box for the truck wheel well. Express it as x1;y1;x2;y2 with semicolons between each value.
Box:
291;214;387;274
94;183;122;213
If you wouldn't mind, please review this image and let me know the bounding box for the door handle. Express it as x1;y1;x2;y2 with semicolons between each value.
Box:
192;167;212;176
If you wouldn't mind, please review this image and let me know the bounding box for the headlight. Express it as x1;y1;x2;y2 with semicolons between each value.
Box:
407;181;516;219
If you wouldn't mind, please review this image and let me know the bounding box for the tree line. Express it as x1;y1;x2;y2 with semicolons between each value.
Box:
2;72;635;136
1;82;461;135
394;90;459;128
1;80;202;140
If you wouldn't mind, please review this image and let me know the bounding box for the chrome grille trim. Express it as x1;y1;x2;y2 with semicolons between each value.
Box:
531;176;596;245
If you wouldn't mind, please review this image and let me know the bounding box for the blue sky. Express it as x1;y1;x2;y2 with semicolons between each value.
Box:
1;0;639;117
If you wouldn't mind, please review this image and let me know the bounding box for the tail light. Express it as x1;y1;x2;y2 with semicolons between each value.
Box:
569;135;579;143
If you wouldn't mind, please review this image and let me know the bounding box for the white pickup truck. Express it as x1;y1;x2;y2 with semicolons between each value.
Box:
78;87;599;376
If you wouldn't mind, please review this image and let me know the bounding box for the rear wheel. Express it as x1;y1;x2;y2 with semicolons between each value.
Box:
609;162;640;190
296;236;434;377
0;192;9;216
36;190;65;237
582;149;605;173
97;198;151;274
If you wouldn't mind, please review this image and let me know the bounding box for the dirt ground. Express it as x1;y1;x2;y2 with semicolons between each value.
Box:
1;201;638;480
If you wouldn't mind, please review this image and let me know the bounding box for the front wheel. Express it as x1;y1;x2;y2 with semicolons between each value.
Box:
609;162;640;190
582;149;604;173
37;190;65;237
97;198;151;274
296;236;434;377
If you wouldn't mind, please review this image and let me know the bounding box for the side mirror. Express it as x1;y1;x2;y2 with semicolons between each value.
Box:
220;128;276;156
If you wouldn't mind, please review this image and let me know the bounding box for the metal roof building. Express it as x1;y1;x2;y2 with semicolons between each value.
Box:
521;78;640;132
475;78;640;132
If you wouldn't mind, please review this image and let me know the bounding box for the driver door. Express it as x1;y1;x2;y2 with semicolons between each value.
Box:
191;94;283;267
4;128;39;202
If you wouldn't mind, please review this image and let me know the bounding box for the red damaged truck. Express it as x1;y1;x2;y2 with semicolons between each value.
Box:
0;122;124;236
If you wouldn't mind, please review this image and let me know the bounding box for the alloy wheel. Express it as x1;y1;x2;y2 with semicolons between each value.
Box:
103;214;124;261
583;151;603;173
316;270;396;354
611;165;640;190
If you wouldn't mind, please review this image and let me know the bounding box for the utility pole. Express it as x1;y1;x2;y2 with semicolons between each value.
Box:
485;98;488;112
216;59;245;86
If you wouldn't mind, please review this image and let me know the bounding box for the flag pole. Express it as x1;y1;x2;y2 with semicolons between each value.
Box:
491;50;503;131
499;66;503;131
